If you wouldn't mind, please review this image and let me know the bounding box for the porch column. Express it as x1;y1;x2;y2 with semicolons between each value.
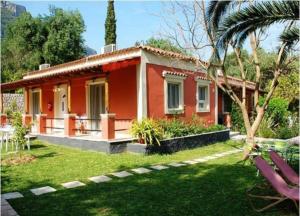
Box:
64;113;76;137
36;114;47;134
136;63;147;121
1;114;7;126
223;112;232;128
101;113;115;140
22;114;32;128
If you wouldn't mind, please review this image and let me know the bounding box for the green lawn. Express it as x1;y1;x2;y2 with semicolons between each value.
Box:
1;140;298;216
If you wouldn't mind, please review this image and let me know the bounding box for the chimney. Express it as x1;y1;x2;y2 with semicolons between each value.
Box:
39;63;50;70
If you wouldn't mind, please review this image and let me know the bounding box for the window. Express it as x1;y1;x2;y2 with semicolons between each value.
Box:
163;71;186;114
196;80;210;112
167;83;180;109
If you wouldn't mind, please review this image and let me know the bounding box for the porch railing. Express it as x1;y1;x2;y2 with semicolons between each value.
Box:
74;118;102;134
115;118;132;131
45;118;64;134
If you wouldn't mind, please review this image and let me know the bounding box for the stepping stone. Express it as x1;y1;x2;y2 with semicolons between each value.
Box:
150;165;169;170
89;175;112;183
183;160;199;165
168;162;186;167
131;167;152;174
62;181;85;189
111;171;133;178
214;153;225;157
2;192;23;200
30;186;56;196
193;158;208;163
203;156;217;160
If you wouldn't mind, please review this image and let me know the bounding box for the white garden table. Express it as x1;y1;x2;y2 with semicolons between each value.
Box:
0;125;15;152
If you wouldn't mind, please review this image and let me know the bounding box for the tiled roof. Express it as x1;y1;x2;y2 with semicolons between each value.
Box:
162;71;188;77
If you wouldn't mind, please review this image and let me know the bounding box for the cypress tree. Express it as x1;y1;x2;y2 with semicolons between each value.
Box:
105;0;116;45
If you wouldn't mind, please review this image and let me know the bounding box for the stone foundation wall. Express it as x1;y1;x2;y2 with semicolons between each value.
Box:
3;93;24;113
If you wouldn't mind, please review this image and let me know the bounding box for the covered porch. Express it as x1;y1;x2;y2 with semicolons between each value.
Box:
1;56;141;141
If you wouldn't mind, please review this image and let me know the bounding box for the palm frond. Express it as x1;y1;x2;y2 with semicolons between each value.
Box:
278;26;300;65
217;1;299;49
206;0;234;32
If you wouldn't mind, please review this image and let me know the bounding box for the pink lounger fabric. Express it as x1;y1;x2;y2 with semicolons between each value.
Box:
269;150;299;185
254;156;299;201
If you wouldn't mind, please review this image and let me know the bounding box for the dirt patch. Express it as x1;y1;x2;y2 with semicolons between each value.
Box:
2;154;36;166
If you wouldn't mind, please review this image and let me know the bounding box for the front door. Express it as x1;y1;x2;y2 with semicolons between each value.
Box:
54;84;68;128
89;84;105;131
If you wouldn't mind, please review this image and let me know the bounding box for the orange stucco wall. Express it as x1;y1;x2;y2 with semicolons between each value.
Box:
108;65;137;119
35;64;137;120
146;63;216;125
41;83;54;118
70;77;87;116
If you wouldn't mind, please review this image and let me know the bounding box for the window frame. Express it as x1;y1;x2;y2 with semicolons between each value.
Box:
163;71;186;114
195;79;211;113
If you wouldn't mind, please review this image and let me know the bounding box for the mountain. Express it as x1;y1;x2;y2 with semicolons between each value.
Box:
84;45;97;56
1;1;26;37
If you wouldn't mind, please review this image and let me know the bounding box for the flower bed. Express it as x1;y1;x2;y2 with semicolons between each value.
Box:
130;118;229;154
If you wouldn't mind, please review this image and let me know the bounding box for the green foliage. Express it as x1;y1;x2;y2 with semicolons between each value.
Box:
257;97;299;139
105;0;116;45
158;118;225;139
265;97;289;127
1;7;85;83
11;112;27;149
130;119;163;146
230;103;246;133
43;7;85;65
136;37;189;55
257;117;276;138
224;48;278;86
131;118;226;145
270;67;299;105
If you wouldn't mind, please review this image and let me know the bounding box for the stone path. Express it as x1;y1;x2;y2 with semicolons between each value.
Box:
1;198;19;216
1;148;242;216
131;167;152;174
30;186;56;196
62;181;85;189
151;165;169;170
111;171;133;178
89;175;112;183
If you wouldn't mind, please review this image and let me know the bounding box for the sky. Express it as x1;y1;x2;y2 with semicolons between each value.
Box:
13;1;284;57
17;1;163;53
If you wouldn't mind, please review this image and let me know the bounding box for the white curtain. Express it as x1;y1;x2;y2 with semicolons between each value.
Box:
168;83;179;109
32;92;40;120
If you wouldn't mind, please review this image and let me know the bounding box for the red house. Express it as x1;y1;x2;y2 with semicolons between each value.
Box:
0;46;255;140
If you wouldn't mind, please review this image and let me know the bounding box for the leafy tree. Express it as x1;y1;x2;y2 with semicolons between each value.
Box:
1;12;46;82
105;0;116;45
43;7;85;65
136;37;189;55
1;7;85;83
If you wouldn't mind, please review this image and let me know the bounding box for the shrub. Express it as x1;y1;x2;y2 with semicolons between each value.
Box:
130;119;163;146
11;112;27;150
257;117;276;138
158;118;188;138
265;97;289;126
230;102;246;133
130;118;226;145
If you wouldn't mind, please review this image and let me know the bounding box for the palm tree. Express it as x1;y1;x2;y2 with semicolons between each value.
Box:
205;0;299;158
